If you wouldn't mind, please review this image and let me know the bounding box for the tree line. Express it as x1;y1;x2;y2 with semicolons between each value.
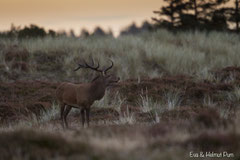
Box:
1;0;239;39
0;24;115;39
152;0;240;32
0;22;154;39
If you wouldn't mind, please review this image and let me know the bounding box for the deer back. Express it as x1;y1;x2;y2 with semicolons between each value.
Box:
56;82;89;106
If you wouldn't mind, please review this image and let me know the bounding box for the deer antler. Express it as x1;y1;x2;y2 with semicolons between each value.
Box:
103;59;114;74
74;58;114;74
74;57;102;72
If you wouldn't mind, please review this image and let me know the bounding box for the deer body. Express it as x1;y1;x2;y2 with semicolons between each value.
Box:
57;80;107;108
56;59;119;128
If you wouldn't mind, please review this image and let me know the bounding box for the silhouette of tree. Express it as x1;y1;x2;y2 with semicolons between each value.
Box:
91;26;113;37
209;8;229;30
0;24;85;38
235;0;240;32
92;27;106;36
0;24;20;38
228;0;240;32
152;0;187;29
80;28;90;38
18;24;47;38
153;0;230;31
189;0;229;29
106;29;114;37
69;29;76;37
56;30;67;37
120;21;153;36
48;29;56;37
120;23;140;35
8;24;20;37
141;21;154;31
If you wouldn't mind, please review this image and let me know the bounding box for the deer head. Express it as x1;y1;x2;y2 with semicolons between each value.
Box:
74;58;120;87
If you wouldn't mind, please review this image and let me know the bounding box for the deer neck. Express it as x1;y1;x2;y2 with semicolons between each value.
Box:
90;80;107;100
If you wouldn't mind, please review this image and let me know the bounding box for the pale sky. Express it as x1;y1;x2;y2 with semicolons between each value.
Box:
0;0;162;36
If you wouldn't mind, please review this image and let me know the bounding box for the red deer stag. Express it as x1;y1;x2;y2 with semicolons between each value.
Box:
56;58;119;128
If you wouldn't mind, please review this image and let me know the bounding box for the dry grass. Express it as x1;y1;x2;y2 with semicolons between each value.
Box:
1;30;240;159
1;29;240;81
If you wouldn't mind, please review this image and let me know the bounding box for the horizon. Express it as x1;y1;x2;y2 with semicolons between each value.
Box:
0;0;162;36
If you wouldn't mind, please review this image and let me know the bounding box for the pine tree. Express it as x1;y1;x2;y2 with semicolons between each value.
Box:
152;0;188;29
229;0;240;32
153;0;230;30
186;0;229;28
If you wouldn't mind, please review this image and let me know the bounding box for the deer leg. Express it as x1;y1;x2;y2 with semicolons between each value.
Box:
60;103;66;128
63;105;72;128
86;108;90;127
81;108;85;128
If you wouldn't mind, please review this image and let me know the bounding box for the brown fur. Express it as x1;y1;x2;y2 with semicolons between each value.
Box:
56;75;119;128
